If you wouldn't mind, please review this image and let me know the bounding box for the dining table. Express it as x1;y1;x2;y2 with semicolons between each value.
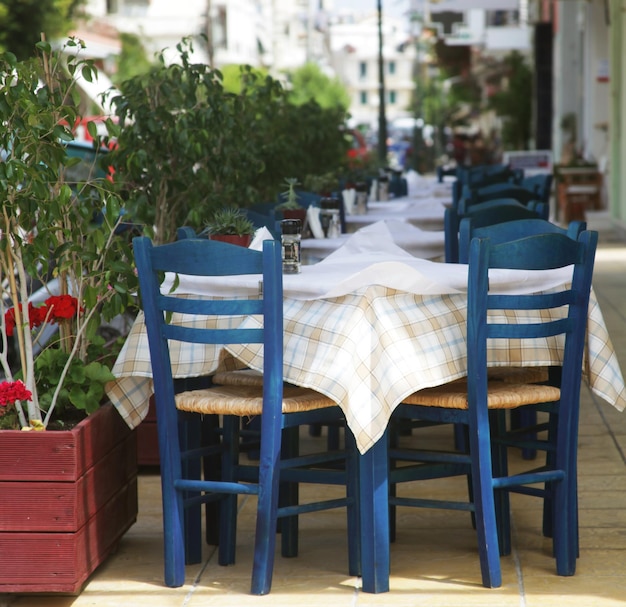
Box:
344;197;450;232
301;219;445;263
341;172;454;234
106;226;626;593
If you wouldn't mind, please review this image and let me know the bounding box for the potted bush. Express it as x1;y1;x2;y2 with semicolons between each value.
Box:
106;39;352;244
0;39;139;593
204;206;256;247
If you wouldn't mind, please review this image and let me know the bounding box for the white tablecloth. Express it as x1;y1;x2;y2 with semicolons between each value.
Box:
302;220;445;262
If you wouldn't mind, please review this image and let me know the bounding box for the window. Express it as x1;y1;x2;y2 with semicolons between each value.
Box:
388;61;396;75
360;91;368;105
359;62;367;79
388;90;396;104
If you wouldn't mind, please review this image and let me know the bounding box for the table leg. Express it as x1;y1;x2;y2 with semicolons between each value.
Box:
358;431;390;593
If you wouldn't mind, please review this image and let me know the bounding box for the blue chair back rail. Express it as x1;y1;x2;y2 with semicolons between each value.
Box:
444;199;545;264
458;217;586;263
133;236;359;594
520;173;554;203
451;164;524;206
388;229;598;588
457;186;547;218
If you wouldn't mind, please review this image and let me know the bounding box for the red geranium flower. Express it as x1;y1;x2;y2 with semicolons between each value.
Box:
3;302;47;336
45;295;81;320
0;380;33;407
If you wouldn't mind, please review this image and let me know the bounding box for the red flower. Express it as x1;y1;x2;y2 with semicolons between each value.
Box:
4;308;16;337
29;303;49;327
45;295;81;320
3;302;51;336
4;296;81;337
0;380;33;407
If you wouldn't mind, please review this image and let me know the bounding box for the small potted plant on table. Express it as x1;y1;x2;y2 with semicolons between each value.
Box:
275;177;308;224
204;206;256;247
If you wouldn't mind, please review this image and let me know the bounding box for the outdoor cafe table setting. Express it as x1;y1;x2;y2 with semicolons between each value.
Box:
105;225;626;592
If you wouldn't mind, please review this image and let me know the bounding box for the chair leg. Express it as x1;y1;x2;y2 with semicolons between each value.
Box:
160;424;186;588
510;409;538;460
327;423;341;451
454;422;468;452
490;410;511;556
250;409;282;595
345;427;361;577
219;415;240;566
280;426;299;558
180;412;202;564
468;413;502;588
202;413;222;546
388;420;399;544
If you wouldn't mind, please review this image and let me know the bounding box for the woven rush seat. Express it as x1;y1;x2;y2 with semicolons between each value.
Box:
402;379;560;410
488;366;549;384
176;384;337;415
212;368;264;386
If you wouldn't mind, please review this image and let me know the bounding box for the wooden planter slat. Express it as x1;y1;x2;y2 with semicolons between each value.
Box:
0;432;136;531
0;400;135;481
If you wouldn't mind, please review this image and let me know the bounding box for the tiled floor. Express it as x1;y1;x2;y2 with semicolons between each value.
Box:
4;212;626;607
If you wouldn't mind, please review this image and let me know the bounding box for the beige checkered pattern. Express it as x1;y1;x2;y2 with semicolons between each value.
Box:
106;287;626;454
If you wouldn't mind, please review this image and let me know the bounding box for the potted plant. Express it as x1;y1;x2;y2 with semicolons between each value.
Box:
0;39;138;592
203;206;256;247
276;177;307;224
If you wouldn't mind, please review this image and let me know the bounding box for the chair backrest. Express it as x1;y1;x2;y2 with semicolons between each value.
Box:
133;236;284;435
519;173;553;203
451;164;524;207
445;199;541;263
458;164;522;186
460;184;540;210
467;229;597;420
245;209;281;238
458;216;585;263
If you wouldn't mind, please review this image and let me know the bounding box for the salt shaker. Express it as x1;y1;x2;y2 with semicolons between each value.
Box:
319;197;341;238
355;181;368;215
281;219;301;274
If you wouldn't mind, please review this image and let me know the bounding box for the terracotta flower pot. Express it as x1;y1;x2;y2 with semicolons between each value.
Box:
281;208;307;224
208;233;252;247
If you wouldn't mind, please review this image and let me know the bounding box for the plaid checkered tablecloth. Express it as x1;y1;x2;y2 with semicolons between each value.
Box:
106;283;626;454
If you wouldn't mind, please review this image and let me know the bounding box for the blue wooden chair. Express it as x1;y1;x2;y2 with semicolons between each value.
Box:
458;217;586;263
457;185;548;219
387;228;598;587
444;200;545;264
457;217;588;458
451;164;524;206
133;236;359;594
520;173;553;204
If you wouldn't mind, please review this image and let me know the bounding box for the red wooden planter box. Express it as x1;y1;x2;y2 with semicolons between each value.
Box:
136;395;160;466
0;402;138;593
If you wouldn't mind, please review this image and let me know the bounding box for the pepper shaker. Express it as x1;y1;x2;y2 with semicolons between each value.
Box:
281;219;301;274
